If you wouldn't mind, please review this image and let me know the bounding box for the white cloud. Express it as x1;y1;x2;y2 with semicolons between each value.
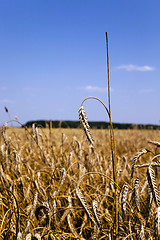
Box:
78;85;108;92
116;64;155;72
0;99;15;104
138;89;154;94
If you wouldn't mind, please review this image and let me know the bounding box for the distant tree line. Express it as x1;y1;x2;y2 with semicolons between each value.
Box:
23;120;160;130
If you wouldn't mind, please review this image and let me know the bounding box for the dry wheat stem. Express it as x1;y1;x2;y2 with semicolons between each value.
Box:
79;97;110;147
106;32;118;238
148;140;160;147
24;191;38;234
81;97;110;117
76;171;120;191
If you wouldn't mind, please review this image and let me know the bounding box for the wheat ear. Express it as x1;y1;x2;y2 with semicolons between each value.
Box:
92;200;103;231
1;123;8;145
92;225;100;240
79;105;94;146
48;233;56;240
79;213;88;235
24;191;38;234
34;234;41;240
154;207;160;239
26;233;32;240
131;148;150;178
121;182;129;222
17;232;22;240
133;178;140;212
76;187;97;226
146;182;153;222
147;165;160;207
26;233;41;240
56;168;66;194
52;168;66;229
67;188;84;239
139;223;145;240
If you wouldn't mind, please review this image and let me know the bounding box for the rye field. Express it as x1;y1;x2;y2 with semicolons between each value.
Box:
0;125;160;240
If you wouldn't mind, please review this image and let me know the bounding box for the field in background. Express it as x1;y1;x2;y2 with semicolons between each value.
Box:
0;127;160;239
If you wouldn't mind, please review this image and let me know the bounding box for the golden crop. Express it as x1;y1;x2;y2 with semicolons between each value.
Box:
0;126;160;239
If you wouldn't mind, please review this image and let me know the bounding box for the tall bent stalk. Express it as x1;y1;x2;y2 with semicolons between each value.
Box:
106;32;118;238
79;33;118;238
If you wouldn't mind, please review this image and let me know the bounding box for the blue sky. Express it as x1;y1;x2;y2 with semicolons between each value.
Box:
0;0;160;126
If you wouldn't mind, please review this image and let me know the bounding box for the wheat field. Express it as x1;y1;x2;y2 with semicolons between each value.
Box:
0;125;160;240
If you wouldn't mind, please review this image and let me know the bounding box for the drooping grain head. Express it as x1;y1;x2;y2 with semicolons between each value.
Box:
78;105;94;146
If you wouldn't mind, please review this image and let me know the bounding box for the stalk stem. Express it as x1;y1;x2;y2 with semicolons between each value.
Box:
106;32;118;238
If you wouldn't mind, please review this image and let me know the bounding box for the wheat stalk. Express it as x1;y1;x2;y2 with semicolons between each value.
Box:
148;140;160;147
92;225;100;240
66;188;84;239
79;213;88;236
56;168;66;194
67;212;81;239
1;123;8;146
79;95;110;148
48;233;56;240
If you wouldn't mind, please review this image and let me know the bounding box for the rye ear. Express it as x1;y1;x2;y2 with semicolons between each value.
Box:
131;148;149;178
121;182;129;221
79;106;94;146
147;165;160;207
154;207;160;239
76;187;97;226
133;178;140;212
92;200;103;230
